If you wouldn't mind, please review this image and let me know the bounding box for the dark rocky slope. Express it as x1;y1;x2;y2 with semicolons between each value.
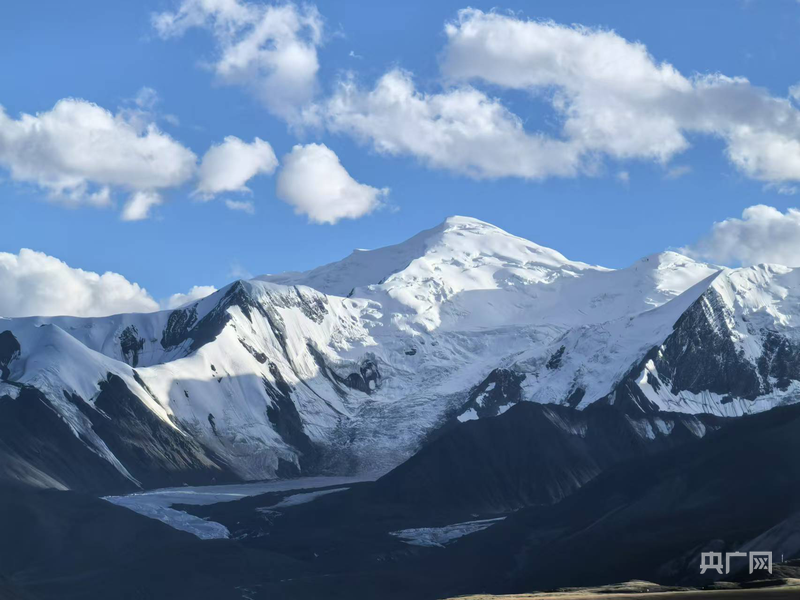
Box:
373;402;725;513
441;402;800;596
0;377;241;494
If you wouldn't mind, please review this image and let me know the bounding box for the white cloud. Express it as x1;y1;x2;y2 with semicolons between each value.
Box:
0;96;286;220
314;69;581;179
435;9;800;184
196;136;277;198
790;83;800;103
441;10;690;163
665;165;692;180
121;190;163;221
151;6;800;185
616;171;630;184
153;0;323;121
0;97;199;223
767;183;798;196
0;249;223;317
0;249;159;317
121;86;182;131
133;86;160;110
685;205;800;266
225;199;256;214
0;98;197;208
162;285;217;309
276;143;387;224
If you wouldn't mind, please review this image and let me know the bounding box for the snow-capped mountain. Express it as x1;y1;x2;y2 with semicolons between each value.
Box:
3;215;800;493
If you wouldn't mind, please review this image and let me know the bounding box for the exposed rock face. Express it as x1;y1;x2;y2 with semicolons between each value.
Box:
0;331;20;381
263;364;319;476
454;368;526;422
655;289;762;400
119;325;145;367
758;330;800;393
604;281;800;415
160;305;199;350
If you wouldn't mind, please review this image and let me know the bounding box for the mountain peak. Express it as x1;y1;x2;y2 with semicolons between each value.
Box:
611;251;719;309
439;215;495;228
257;215;593;297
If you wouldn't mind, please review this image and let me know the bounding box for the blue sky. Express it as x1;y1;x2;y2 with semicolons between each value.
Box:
2;0;800;311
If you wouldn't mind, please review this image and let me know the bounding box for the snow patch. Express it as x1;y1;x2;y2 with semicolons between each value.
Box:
105;476;371;539
269;487;349;508
457;408;479;422
0;382;21;399
625;415;656;440
653;417;675;436
682;416;707;438
543;407;587;437
105;495;230;540
390;517;506;548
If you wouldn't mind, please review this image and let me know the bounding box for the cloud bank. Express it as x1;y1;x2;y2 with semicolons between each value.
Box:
686;205;800;267
0;249;223;317
299;9;800;185
0;249;160;317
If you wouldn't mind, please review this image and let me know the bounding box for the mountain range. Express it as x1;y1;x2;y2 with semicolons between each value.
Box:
3;215;800;494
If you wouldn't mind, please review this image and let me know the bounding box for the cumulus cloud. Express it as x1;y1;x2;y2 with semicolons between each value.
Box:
434;9;800;183
225;199;256;214
121;190;163;221
162;284;217;309
303;10;800;184
153;0;323;121
276;143;387;223
196;136;278;198
0;98;197;209
0;249;223;317
685;205;800;266
0;249;159;317
313;69;580;179
0;96;284;220
150;6;800;185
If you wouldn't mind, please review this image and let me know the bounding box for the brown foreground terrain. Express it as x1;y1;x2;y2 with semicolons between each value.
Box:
447;580;800;600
